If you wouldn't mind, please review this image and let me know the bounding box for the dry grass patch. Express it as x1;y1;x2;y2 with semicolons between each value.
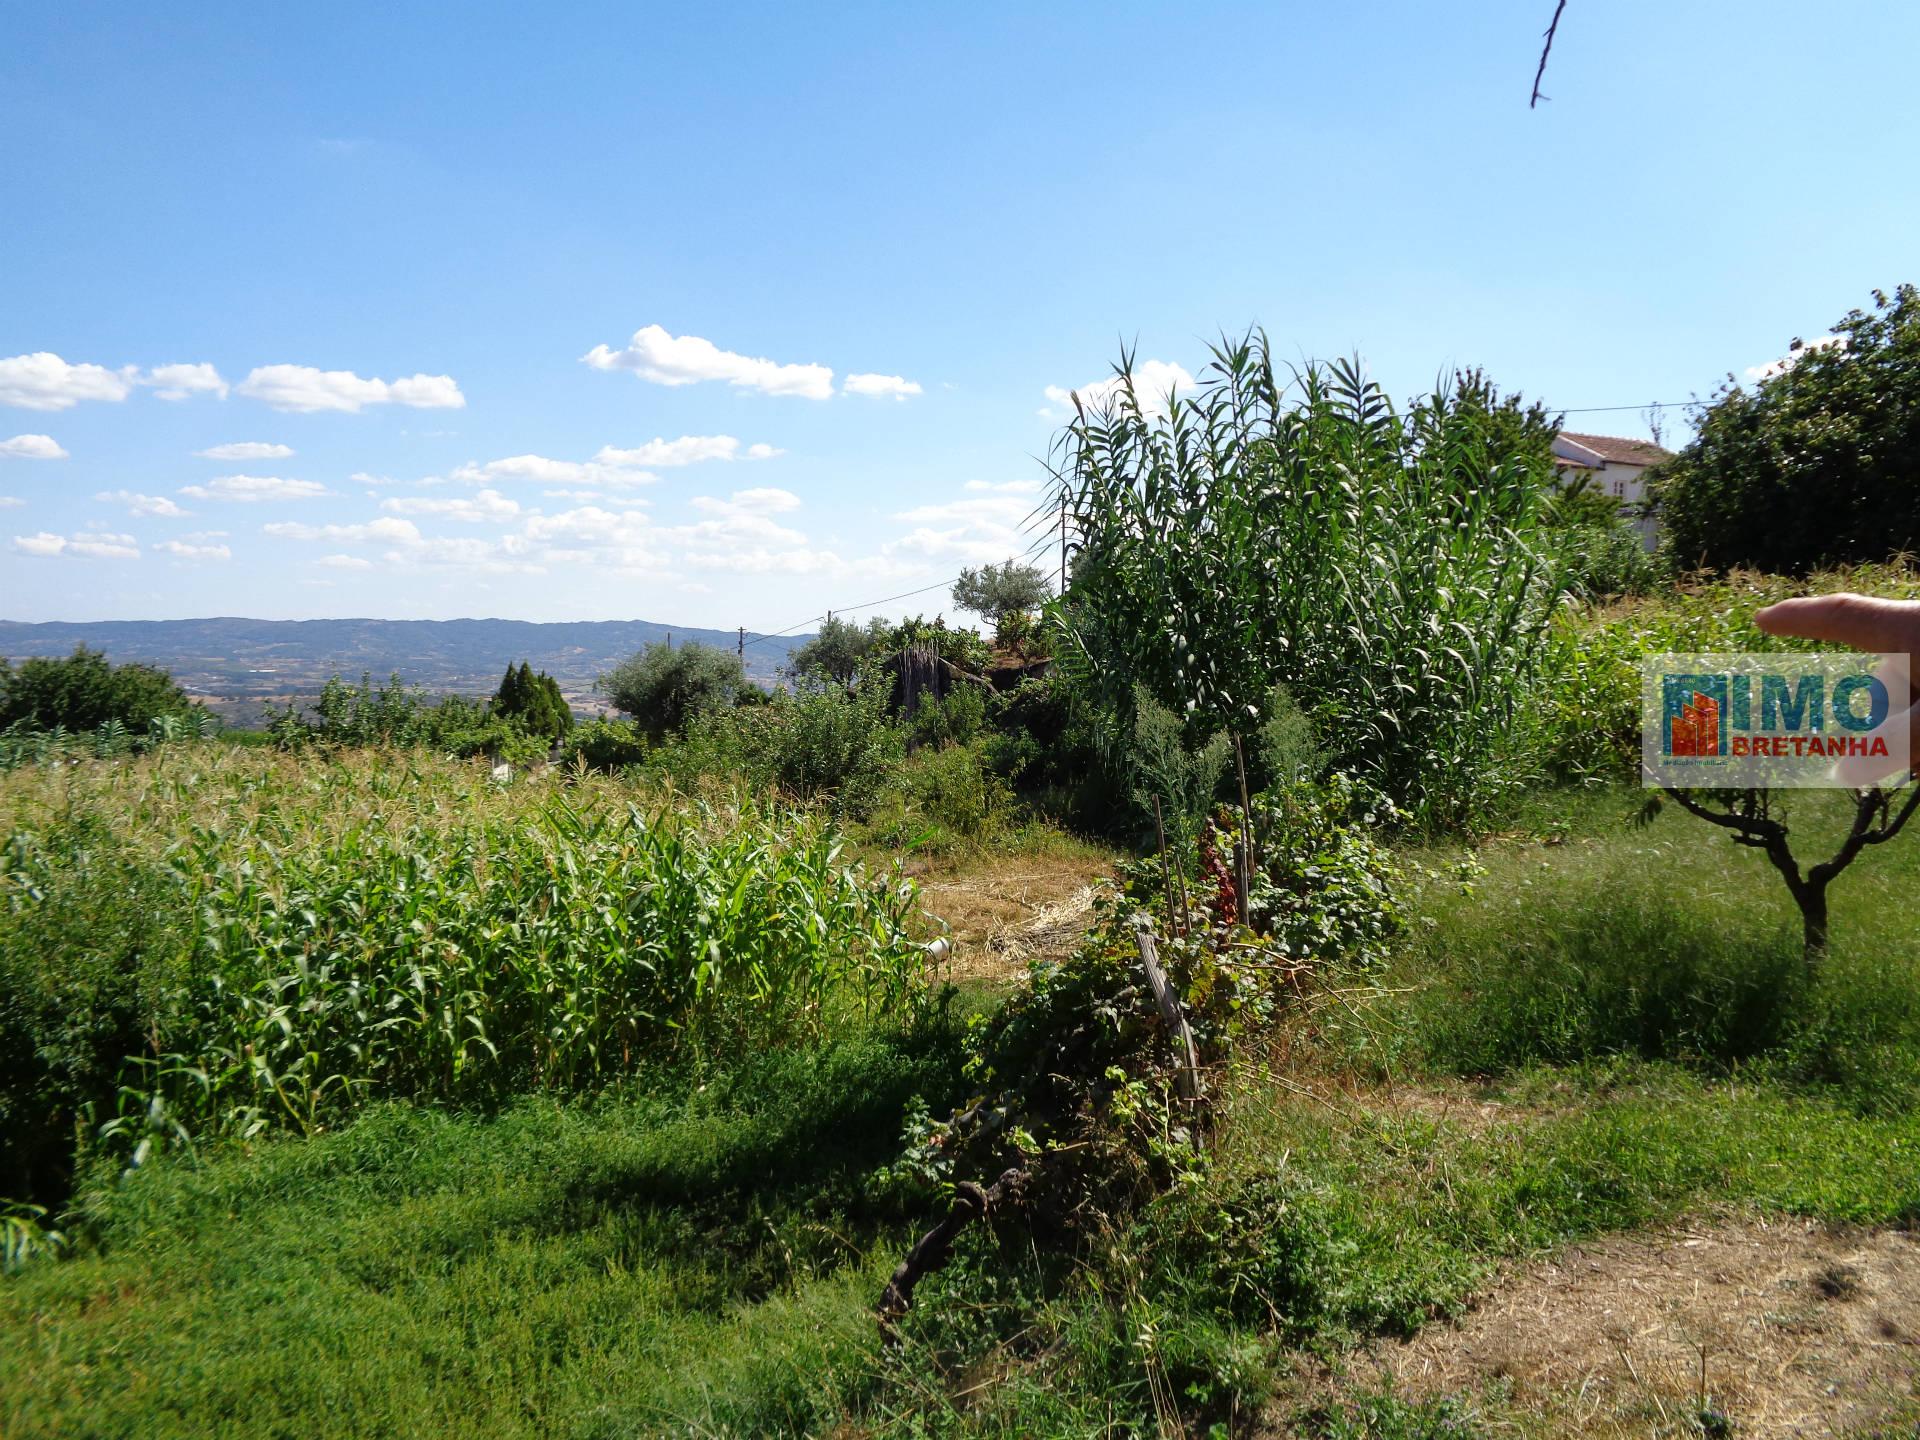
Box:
1367;1218;1920;1436
910;850;1113;985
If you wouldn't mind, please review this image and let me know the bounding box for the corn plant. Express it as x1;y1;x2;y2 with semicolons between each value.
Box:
0;750;932;1168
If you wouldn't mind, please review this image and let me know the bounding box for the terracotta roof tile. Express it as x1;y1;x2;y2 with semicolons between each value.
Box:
1558;431;1674;466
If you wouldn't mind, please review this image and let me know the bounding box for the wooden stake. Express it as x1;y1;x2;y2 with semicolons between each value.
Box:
1134;917;1201;1103
1152;794;1177;939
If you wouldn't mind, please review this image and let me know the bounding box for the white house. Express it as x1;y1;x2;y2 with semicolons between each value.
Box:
1552;430;1674;547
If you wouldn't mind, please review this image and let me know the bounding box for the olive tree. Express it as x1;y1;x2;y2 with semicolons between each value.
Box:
602;641;744;741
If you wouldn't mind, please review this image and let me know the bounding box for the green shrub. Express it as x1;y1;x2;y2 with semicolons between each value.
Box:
0;818;188;1205
600;640;744;741
557;716;650;772
754;680;902;815
1654;283;1920;573
904;682;986;751
0;647;196;733
1549;520;1664;600
861;741;1013;853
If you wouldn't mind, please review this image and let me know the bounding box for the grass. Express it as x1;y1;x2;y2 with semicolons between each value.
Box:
1389;784;1920;1112
6;740;1920;1434
3;1027;966;1440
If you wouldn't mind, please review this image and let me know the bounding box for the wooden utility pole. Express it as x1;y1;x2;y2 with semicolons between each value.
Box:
737;625;744;658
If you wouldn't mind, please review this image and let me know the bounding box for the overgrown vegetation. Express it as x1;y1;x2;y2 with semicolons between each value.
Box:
9;325;1920;1434
1655;284;1920;573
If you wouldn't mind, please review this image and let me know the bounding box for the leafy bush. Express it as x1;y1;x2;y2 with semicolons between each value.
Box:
601;640;745;741
1549;520;1664;600
265;674;546;762
1655;284;1920;573
904;681;987;751
0;647;196;733
753;679;902;815
556;716;650;772
0;817;188;1205
786;614;889;685
860;740;1014;853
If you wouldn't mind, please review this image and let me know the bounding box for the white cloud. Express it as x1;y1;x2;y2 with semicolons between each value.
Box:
843;372;923;400
582;325;834;400
591;434;783;468
886;493;1033;566
0;433;68;460
381;488;521;523
893;495;1029;527
448;451;657;489
0;496;22;509
1042;359;1197;420
317;553;373;570
0;353;137;410
143;363;228;401
179;474;331;502
197;441;294;461
12;530;140;559
236;364;466;413
702;486;802;515
1746;334;1848;381
152;538;232;561
266;517;421;544
97;489;190;518
965;478;1042;494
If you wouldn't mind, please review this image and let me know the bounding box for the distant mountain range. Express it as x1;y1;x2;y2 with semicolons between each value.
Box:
0;617;809;727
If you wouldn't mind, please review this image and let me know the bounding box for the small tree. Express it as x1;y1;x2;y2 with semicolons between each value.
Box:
952;561;1051;628
602;641;744;741
1653;784;1920;963
490;660;572;742
788;615;890;685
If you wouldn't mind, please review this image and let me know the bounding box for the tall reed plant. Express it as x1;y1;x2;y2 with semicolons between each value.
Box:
1052;335;1556;826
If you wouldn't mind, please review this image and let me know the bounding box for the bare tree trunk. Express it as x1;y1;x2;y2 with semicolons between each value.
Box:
1796;881;1830;963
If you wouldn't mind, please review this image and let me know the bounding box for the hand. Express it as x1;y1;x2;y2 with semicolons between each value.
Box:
1754;593;1918;782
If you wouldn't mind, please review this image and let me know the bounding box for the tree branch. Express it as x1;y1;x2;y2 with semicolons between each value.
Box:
1531;0;1569;108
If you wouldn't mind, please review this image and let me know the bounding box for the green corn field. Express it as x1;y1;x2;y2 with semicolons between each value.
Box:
0;748;931;1188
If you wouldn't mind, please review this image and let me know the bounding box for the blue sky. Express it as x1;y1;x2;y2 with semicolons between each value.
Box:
3;1;1915;628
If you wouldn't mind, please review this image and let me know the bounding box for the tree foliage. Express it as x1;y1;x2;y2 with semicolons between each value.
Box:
601;641;745;741
490;661;573;742
787;615;890;685
952;560;1051;625
0;647;195;733
1654;284;1920;574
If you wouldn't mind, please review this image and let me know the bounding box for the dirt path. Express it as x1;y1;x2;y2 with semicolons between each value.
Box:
1362;1218;1920;1435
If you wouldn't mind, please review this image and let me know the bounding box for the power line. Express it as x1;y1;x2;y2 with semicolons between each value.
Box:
740;397;1685;651
742;533;1062;654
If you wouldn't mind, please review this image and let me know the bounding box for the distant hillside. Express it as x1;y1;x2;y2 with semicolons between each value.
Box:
0;617;809;728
